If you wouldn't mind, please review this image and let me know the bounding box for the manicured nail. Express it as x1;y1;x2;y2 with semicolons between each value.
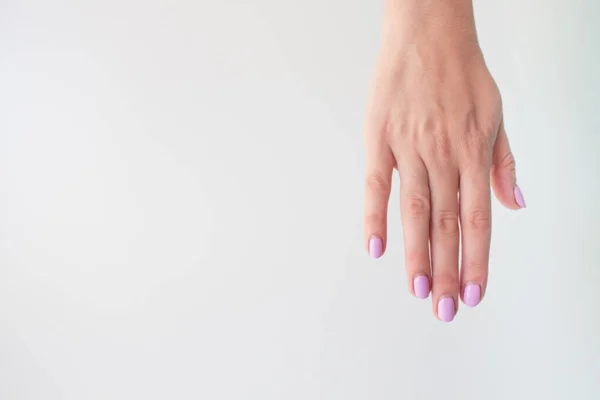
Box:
413;275;430;299
514;185;526;208
369;236;383;259
463;284;481;307
438;297;455;322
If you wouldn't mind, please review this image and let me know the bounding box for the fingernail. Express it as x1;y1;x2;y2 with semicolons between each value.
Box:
438;297;455;322
463;284;481;307
514;185;526;208
413;275;430;299
369;236;383;259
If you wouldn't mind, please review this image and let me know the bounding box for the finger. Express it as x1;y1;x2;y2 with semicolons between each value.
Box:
428;166;460;322
491;121;526;209
459;167;492;308
398;154;431;299
364;143;394;259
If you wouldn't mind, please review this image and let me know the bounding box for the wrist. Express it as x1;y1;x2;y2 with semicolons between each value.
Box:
383;0;478;47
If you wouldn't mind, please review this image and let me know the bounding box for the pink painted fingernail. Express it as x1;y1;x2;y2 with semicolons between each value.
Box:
463;284;481;307
369;236;383;259
514;185;526;208
413;275;430;299
438;298;455;322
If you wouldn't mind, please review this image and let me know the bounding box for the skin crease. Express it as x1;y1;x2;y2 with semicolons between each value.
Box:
364;0;523;322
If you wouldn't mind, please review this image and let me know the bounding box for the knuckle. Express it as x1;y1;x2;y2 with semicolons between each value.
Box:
405;251;430;269
385;116;404;142
434;210;459;236
403;195;431;218
465;210;491;231
433;131;453;164
364;212;386;228
365;172;391;196
461;130;493;168
499;151;516;171
465;128;493;153
461;260;488;276
431;270;459;288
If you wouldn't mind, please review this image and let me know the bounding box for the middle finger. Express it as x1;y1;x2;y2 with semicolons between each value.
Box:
428;164;460;322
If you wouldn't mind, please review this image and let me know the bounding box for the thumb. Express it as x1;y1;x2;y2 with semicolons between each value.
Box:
490;121;526;210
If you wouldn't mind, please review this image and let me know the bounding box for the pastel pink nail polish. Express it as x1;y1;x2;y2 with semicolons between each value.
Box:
413;275;430;299
463;284;481;307
369;237;383;259
438;298;455;322
514;185;526;208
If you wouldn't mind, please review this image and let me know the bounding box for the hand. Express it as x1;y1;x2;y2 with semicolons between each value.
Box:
363;0;525;322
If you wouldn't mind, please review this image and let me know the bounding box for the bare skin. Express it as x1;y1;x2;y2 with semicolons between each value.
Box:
364;0;525;322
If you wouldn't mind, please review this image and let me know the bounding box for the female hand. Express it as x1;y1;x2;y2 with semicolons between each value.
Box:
363;0;525;322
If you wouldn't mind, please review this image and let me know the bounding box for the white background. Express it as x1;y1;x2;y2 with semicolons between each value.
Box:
1;0;599;399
